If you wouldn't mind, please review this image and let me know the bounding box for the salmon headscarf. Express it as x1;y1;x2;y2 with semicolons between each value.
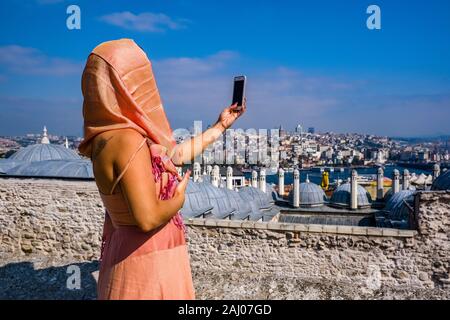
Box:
80;38;185;231
78;39;178;169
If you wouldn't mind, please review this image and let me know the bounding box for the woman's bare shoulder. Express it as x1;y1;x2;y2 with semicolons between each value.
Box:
110;129;148;161
92;129;145;161
113;128;145;144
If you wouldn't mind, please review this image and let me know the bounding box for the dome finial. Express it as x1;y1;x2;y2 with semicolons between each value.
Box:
41;125;50;144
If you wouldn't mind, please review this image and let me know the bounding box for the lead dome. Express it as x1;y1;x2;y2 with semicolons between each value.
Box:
431;170;450;191
288;180;328;207
330;182;372;208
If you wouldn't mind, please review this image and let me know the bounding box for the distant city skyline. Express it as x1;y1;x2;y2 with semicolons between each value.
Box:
0;0;449;137
2;124;450;144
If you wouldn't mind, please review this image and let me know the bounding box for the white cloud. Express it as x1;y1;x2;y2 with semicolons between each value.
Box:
156;51;238;77
0;45;82;76
151;52;352;131
2;46;447;137
151;51;450;136
99;11;187;33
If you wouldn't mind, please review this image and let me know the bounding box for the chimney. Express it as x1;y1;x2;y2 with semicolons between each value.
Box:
350;169;358;210
292;169;300;208
278;168;285;196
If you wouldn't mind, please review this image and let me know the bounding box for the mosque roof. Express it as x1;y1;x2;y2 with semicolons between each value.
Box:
238;186;273;210
5;159;93;178
384;184;416;201
8;143;80;162
288;181;327;207
376;190;415;229
431;170;450;191
0;159;26;174
197;182;236;219
330;182;372;208
180;180;213;218
384;190;415;221
222;188;253;220
1;127;84;178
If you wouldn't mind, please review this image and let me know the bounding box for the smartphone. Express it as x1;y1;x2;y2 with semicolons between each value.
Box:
232;75;246;110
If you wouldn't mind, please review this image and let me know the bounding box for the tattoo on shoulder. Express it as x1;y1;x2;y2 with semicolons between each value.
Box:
92;136;114;161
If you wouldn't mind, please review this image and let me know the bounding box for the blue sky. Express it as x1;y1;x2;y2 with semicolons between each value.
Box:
0;0;449;137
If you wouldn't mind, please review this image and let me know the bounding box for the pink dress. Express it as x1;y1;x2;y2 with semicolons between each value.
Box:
97;137;195;300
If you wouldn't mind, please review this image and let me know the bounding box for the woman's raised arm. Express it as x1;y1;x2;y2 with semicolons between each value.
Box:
171;100;246;166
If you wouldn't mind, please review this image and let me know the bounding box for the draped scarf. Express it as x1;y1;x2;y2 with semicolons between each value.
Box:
78;39;185;238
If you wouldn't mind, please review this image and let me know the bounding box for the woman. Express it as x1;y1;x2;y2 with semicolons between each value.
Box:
78;39;245;300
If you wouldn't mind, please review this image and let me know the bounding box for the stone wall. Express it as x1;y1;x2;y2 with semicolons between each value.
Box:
0;179;104;260
0;178;449;299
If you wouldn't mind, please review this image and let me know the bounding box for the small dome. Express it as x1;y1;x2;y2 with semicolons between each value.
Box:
330;182;372;208
377;190;415;229
384;190;415;221
384;184;416;201
288;181;327;207
222;188;252;220
197;182;235;219
238;186;272;209
6;159;93;178
431;170;450;191
180;180;213;218
9;144;80;162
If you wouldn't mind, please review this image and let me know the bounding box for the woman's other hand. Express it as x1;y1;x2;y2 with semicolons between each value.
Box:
174;169;191;206
215;98;246;131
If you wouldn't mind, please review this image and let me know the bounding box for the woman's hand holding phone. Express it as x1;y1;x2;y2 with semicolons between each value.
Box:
214;98;246;132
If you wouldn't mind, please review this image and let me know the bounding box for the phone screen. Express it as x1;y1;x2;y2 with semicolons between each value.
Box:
232;77;245;107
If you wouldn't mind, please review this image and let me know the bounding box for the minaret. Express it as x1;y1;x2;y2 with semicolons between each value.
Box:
212;165;220;187
433;164;440;181
193;162;201;182
259;169;266;193
278;168;285;196
376;167;384;201
226;166;233;190
292;169;300;208
41;126;50;144
350;170;358;210
64;137;69;149
393;169;400;194
251;170;258;188
206;165;213;177
402;169;410;190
